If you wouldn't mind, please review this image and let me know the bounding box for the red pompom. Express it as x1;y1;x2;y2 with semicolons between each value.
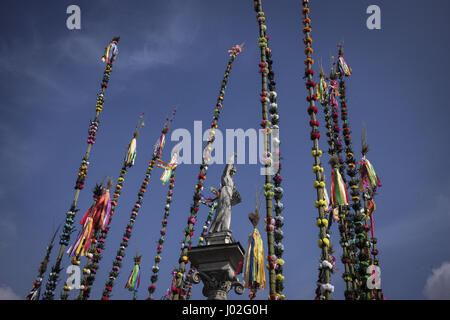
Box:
305;80;316;89
305;69;315;77
307;106;318;115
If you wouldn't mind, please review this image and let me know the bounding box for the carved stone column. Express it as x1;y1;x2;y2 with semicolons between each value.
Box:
188;241;245;300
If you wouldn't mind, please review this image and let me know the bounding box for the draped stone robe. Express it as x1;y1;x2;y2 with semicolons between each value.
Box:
209;163;240;233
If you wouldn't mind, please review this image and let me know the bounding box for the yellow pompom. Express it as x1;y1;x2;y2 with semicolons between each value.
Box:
316;218;321;227
276;274;285;281
276;258;285;266
312;149;323;157
177;272;183;278
322;219;328;227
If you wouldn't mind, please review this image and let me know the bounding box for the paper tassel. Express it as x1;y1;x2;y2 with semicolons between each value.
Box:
68;188;112;257
124;137;137;167
101;38;119;64
125;264;141;292
331;166;349;206
153;134;166;157
243;228;266;290
316;76;328;104
338;56;352;76
359;157;381;194
156;152;178;185
68;216;94;258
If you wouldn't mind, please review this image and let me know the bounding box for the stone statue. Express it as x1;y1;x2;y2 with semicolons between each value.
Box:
208;154;241;234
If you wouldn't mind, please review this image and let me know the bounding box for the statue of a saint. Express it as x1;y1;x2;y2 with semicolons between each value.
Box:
208;154;241;233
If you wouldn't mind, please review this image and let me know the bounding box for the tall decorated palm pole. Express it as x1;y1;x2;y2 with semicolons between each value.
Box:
172;44;243;300
335;44;372;299
181;187;219;300
359;128;384;299
42;37;120;300
147;152;179;300
253;0;285;300
26;226;60;300
317;65;357;299
101;112;175;300
72;115;145;300
300;0;334;300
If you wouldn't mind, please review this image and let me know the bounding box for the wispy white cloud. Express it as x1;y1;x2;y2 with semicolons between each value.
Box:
123;2;200;69
0;285;20;300
424;261;450;300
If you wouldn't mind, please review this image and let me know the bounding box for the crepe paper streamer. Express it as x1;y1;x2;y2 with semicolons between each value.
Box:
124;138;137;167
359;157;381;195
125;264;141;292
147;165;178;300
338;55;352;77
125;255;142;300
155;151;179;185
172;45;242;301
102;120;173;300
244;228;266;293
67;186;112;260
41;37;121;300
316;76;328;105
101;37;119;64
123;113;145;168
300;0;335;301
330;166;349;207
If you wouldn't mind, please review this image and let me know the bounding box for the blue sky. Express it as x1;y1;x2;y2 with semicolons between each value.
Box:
0;0;449;300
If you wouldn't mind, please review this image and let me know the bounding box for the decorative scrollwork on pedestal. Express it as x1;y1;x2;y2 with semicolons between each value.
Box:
232;281;245;295
190;271;201;284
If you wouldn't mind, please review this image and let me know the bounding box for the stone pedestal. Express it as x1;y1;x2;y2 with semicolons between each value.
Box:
205;230;234;245
188;237;245;300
